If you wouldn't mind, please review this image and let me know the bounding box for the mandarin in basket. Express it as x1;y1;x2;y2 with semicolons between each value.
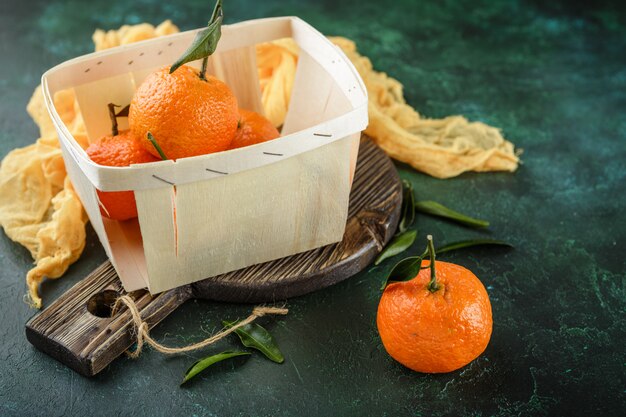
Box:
86;122;160;221
129;1;239;160
129;65;238;160
228;109;280;150
377;236;493;373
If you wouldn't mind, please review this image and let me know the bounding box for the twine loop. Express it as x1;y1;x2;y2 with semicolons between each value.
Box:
112;295;288;358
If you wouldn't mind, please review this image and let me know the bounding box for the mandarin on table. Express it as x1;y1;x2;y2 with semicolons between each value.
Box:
86;130;160;221
377;241;493;373
228;109;280;150
129;65;238;160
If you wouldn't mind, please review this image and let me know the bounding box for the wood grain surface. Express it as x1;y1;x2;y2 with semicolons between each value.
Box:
25;135;402;376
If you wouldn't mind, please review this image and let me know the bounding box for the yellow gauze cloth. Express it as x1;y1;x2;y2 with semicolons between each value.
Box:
260;37;520;178
0;21;178;308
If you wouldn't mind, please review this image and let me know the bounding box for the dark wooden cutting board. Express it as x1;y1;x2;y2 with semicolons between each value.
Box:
25;136;402;377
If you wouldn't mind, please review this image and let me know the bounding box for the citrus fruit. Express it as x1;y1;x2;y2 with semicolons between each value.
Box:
86;130;160;221
228;109;280;150
377;237;492;373
129;65;238;160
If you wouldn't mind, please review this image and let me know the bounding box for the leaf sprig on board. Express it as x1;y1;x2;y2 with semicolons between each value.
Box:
415;200;489;228
375;180;513;289
181;319;285;384
181;351;250;385
398;180;416;233
223;320;285;363
374;229;417;266
437;239;512;254
374;180;417;265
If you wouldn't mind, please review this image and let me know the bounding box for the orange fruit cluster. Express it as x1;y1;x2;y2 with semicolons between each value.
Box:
87;64;279;221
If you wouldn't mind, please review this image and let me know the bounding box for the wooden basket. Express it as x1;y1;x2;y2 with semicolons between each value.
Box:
42;16;368;294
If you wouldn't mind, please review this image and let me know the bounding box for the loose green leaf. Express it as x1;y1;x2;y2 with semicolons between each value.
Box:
380;250;427;290
436;239;513;254
373;181;417;267
374;229;417;265
181;350;250;385
147;132;168;160
223;320;284;363
398;180;416;233
415;200;490;228
381;238;513;290
170;0;223;75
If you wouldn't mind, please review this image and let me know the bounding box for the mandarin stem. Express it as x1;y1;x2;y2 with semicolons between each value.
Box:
199;0;220;81
200;57;208;81
108;103;119;136
147;132;168;160
426;235;440;292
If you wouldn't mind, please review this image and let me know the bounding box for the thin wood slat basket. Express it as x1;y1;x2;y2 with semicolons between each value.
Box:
42;16;368;294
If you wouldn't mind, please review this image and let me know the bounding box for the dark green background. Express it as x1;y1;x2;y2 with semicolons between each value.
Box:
1;0;625;416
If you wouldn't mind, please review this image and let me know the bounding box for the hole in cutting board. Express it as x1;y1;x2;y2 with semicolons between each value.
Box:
87;290;119;318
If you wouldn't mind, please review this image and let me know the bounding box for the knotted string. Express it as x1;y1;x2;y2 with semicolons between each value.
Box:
112;295;288;358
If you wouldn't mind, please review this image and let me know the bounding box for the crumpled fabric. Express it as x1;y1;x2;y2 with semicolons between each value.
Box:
259;36;520;178
92;20;179;51
0;88;88;308
0;20;179;308
256;39;298;128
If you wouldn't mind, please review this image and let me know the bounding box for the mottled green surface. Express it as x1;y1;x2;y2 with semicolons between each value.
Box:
1;1;625;416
